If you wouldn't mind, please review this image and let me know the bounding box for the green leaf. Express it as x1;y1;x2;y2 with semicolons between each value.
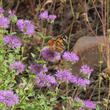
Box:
96;105;101;110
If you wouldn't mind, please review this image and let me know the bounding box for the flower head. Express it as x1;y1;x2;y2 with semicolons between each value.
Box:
74;97;96;110
3;35;22;49
84;100;96;109
80;65;93;76
0;7;4;14
69;75;78;84
0;16;10;28
48;15;57;21
36;74;57;87
70;75;90;87
0;90;19;107
29;63;48;74
62;51;79;63
39;10;57;22
76;78;90;87
55;70;73;82
10;61;25;74
41;47;61;62
39;10;48;20
17;19;35;36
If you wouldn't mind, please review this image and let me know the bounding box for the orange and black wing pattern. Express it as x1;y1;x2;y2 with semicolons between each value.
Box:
48;36;65;53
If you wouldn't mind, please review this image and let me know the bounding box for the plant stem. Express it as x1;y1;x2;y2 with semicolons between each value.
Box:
106;77;110;110
98;45;103;101
66;82;69;109
0;0;2;6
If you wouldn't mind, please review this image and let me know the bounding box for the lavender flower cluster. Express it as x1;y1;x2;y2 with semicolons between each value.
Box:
0;7;4;14
39;10;57;22
62;51;79;63
10;61;25;74
3;35;22;49
29;63;48;74
55;69;90;87
41;47;79;63
17;19;35;36
41;47;61;62
31;47;93;88
0;90;19;107
75;97;96;110
0;16;10;28
80;64;93;76
36;74;57;87
1;7;35;49
1;6;96;109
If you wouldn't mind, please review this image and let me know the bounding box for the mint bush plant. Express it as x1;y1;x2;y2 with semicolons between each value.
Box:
0;7;97;110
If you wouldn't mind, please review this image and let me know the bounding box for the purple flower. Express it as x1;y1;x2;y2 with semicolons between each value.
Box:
62;51;79;63
55;70;90;87
29;63;48;74
69;75;78;84
46;75;57;86
48;15;57;21
0;7;4;14
10;61;25;74
39;10;57;22
80;65;93;76
74;97;96;110
0;16;10;28
36;74;57;87
41;47;61;62
79;108;84;110
70;75;90;87
55;70;73;82
84;100;96;109
17;19;35;36
0;90;19;107
76;78;90;87
3;35;22;49
8;10;15;17
39;10;48;20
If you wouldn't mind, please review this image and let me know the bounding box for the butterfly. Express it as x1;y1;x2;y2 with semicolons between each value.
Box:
48;35;66;53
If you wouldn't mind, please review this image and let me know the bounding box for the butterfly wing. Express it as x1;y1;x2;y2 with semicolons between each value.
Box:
48;35;65;52
48;38;56;51
55;36;65;52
